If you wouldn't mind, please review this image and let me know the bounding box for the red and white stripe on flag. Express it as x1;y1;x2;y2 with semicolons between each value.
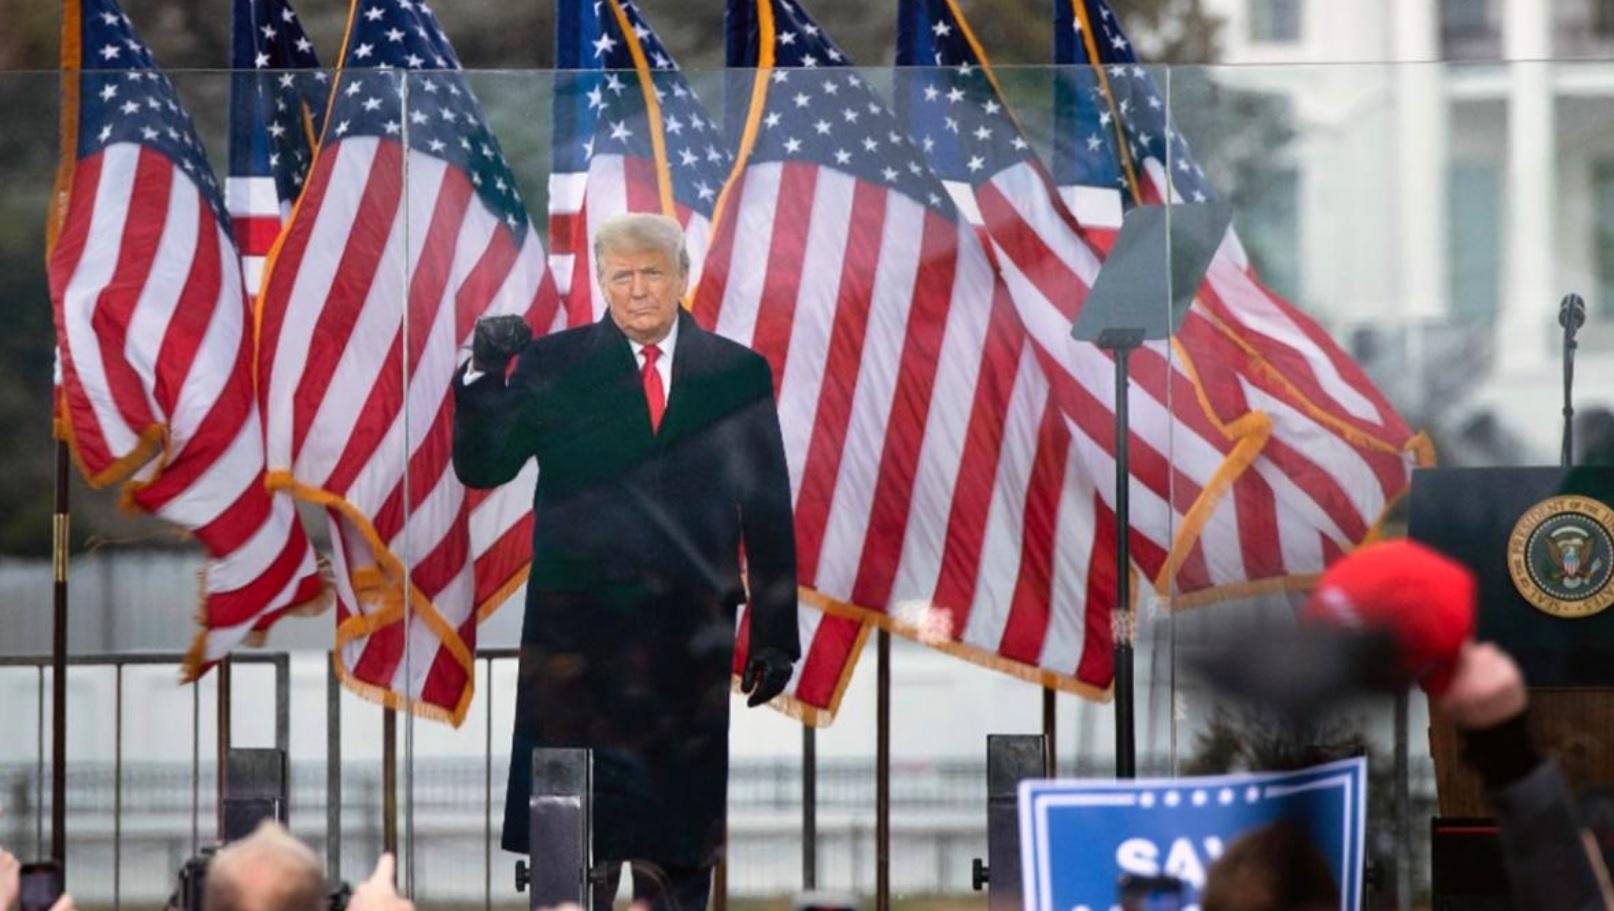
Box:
257;134;559;724
884;0;1426;620
694;157;1116;698
1053;161;1431;603
253;0;566;724
547;0;871;724
965;163;1347;599
1044;0;1430;598
548;156;713;326
226;176;289;300
548;156;869;725
693;0;1119;699
49;146;327;677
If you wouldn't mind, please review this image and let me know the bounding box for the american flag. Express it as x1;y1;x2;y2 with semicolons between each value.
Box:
255;0;559;723
550;0;729;319
698;0;1114;697
47;0;326;678
227;0;326;297
899;0;1343;609
1053;0;1432;598
553;0;869;724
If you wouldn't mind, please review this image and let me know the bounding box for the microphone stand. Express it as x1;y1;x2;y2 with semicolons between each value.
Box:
1561;293;1585;468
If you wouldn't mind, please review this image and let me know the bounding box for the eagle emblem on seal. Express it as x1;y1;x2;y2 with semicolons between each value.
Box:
1508;495;1614;618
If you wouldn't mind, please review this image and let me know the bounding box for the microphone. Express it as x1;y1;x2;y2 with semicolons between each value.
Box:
1561;293;1587;334
1299;540;1476;695
1562;293;1585;466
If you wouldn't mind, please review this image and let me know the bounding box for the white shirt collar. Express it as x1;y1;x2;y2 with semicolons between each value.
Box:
627;315;679;361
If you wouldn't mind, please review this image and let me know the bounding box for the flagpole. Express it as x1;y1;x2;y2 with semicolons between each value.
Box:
327;656;343;879
875;630;890;911
802;723;817;889
51;438;69;866
217;658;232;841
383;708;398;857
1041;687;1057;776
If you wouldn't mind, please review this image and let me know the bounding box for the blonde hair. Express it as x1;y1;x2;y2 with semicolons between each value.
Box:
205;821;325;911
593;213;689;276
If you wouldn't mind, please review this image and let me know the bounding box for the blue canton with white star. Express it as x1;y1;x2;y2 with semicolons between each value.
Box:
78;0;233;233
1053;0;1210;203
728;0;957;218
229;0;327;202
328;0;528;233
555;0;731;215
895;0;1036;185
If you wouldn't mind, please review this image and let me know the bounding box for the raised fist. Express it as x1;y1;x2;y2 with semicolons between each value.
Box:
472;315;533;375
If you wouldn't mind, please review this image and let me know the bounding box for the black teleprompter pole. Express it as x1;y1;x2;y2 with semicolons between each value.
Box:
1069;202;1230;781
1109;342;1137;779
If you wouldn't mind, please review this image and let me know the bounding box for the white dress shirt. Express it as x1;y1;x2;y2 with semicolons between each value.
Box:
627;315;677;396
463;317;679;391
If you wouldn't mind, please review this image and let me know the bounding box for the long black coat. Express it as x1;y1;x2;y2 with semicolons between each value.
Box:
452;309;799;869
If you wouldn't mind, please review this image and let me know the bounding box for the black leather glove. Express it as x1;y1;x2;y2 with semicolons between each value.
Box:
471;315;533;375
742;647;794;707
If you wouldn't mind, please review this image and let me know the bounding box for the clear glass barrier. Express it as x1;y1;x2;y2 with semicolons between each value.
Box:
5;55;1614;911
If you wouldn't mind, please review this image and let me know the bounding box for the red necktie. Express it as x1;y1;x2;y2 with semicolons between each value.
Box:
642;344;665;433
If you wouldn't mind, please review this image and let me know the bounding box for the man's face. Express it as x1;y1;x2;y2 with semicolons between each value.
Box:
600;245;686;345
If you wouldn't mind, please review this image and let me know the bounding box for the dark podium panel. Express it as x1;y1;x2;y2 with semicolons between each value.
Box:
1409;466;1614;816
1408;466;1614;686
1430;818;1509;910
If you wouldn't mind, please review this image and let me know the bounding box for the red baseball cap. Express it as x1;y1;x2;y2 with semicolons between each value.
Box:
1301;540;1477;695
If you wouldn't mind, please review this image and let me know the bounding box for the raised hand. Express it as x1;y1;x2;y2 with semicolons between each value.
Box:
471;315;533;376
348;854;415;911
0;850;18;911
1438;642;1528;731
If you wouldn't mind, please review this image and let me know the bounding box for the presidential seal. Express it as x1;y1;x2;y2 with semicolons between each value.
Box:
1508;495;1614;618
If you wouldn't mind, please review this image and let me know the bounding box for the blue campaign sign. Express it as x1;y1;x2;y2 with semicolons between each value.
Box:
1018;757;1366;911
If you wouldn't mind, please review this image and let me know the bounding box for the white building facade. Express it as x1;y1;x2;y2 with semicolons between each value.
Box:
1201;0;1614;460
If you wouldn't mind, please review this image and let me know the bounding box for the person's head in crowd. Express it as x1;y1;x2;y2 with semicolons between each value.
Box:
1199;821;1338;911
1302;539;1475;696
204;822;326;911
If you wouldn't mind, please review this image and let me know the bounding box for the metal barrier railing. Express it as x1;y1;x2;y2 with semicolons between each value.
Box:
1;646;1042;906
0;651;289;908
2;649;1443;907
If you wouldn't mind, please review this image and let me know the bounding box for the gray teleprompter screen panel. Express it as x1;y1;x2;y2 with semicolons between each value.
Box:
1070;201;1232;346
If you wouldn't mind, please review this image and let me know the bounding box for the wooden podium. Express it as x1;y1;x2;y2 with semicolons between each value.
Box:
1409;466;1614;816
1426;689;1614;815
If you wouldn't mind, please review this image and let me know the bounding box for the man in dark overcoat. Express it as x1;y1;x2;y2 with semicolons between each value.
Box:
452;213;799;911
